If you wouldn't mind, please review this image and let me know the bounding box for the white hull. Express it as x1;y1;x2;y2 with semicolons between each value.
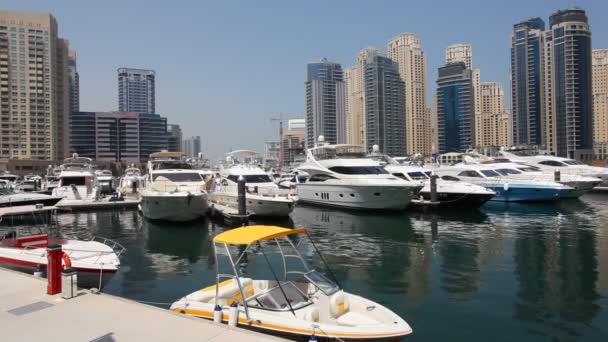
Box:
209;192;294;217
297;183;415;210
141;192;208;221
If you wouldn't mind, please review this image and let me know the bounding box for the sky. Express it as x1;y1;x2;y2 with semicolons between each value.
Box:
2;0;607;160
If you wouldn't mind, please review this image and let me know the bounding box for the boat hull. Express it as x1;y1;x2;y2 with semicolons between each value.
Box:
0;196;62;208
209;193;294;217
483;184;568;202
141;192;208;222
297;184;415;210
414;191;495;208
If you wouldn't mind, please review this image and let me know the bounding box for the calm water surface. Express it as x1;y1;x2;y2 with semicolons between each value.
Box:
54;194;608;341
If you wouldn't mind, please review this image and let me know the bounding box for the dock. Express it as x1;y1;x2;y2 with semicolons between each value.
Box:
56;197;141;211
209;202;250;226
0;268;283;341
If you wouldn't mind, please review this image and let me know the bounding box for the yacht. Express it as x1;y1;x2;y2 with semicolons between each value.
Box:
0;180;62;207
43;166;61;193
95;170;115;195
209;150;295;217
0;171;20;186
295;137;420;210
140;151;209;221
14;175;42;192
277;171;309;190
51;154;99;204
499;151;608;188
434;164;573;202
117;165;146;194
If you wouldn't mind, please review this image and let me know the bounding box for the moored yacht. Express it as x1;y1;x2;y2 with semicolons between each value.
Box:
51;154;99;204
43;165;61;193
140;151;208;221
295;137;420;210
0;180;62;207
95;170;115;195
117;165;146;194
209;150;295;217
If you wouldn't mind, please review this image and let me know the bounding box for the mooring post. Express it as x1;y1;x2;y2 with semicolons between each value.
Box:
237;175;246;217
47;244;62;295
430;174;438;203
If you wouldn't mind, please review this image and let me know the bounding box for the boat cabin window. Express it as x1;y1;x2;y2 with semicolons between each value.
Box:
441;175;460;181
304;270;339;296
495;168;522;176
517;166;541;172
250;282;309;311
563;160;581;165
0;176;18;182
329;166;388;175
227;174;273;183
407;172;429;180
152;162;193;170
424;171;433;177
392;173;407;180
538;160;566;167
308;174;336;182
480;170;501;177
152;173;202;182
61;177;86;186
457;170;482;178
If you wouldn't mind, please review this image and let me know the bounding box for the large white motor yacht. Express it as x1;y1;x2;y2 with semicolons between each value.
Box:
140;151;208;222
295;137;420;210
209;150;295;217
51;154;99;204
118;165;146;194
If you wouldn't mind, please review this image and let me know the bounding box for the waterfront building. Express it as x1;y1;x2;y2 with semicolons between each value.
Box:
543;9;593;160
436;62;475;154
593;49;608;152
0;10;70;161
345;48;379;148
445;44;481;146
510;17;545;147
70;111;168;162
365;54;406;156
183;136;201;158
167;124;182;153
287;118;305;131
68;50;79;113
305;58;346;148
478;82;510;147
118;68;155;114
281;129;305;167
388;33;431;156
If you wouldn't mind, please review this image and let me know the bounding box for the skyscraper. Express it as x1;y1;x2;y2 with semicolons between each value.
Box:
167;124;182;153
436;62;475;153
510;17;545;147
478;82;509;147
67;50;79;113
445;44;481;145
0;11;70;161
183;136;201;158
118;68;155;114
592;50;608;145
305;58;346;148
388;33;430;156
365;55;406;156
543;9;593;159
345;48;379;147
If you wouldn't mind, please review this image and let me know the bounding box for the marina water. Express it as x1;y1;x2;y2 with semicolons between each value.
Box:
54;194;608;341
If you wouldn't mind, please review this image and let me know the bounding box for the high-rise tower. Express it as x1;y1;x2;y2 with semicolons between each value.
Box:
118;68;155;114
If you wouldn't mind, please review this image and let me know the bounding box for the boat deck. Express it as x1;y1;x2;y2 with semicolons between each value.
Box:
0;268;283;341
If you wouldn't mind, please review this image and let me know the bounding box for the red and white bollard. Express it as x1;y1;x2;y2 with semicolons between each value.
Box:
47;244;63;295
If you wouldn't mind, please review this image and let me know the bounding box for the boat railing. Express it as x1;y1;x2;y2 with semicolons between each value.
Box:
90;236;126;257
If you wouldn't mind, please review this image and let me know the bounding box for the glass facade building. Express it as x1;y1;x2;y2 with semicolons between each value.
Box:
305;59;346;148
436;62;474;154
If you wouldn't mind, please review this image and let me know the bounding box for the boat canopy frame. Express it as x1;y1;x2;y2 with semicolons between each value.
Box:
211;225;341;321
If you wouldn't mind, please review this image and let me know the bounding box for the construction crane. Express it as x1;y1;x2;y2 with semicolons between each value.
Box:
270;115;286;167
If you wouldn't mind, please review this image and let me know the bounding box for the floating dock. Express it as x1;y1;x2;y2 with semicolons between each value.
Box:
209;202;250;226
56;197;141;211
0;268;283;341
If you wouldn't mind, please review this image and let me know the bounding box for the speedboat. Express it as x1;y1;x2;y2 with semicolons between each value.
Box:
295;137;420;210
434;165;573;202
0;180;62;207
95;170;115;196
117;165;146;194
51;154;99;204
499;151;608;189
170;225;413;340
140;151;209;222
15;175;43;192
0;205;123;288
209;150;295;217
0;171;20;186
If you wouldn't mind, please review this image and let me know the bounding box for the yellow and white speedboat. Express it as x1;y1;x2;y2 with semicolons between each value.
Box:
170;225;412;340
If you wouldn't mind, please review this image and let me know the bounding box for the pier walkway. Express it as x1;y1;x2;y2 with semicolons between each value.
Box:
0;268;283;341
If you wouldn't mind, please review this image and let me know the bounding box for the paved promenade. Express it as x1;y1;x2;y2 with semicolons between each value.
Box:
0;268;283;341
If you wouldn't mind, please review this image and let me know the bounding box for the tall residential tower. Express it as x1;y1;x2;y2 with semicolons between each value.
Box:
345;48;379;147
593;49;608;154
67;50;79;113
118;68;156;114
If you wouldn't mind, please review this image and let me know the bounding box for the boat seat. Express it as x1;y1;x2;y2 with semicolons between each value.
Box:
329;290;350;319
336;311;380;326
196;278;253;304
304;307;319;322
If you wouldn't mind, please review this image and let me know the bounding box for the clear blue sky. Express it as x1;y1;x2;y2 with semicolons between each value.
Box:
2;0;606;159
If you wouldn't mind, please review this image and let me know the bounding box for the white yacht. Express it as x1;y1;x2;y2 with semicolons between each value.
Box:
209;150;295;217
0;171;20;186
95;170;115;195
15;175;42;192
51;154;99;204
140;151;208;222
295;137;420;210
0;180;62;208
499;151;608;188
43;166;61;193
118;165;146;194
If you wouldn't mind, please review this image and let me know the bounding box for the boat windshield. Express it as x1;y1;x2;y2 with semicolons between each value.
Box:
480;170;501;177
227;174;273;183
152;173;202;182
495;168;522;176
248;282;310;311
312;145;366;160
407;171;429;180
329;166;388;175
517;166;541;172
563;160;581;165
61;177;86;186
0;176;18;182
304;270;339;296
152;161;193;170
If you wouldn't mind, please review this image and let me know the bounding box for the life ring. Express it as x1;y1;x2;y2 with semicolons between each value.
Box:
62;252;72;269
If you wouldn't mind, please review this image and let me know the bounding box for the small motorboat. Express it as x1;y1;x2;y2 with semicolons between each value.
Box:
170;225;413;340
0;180;63;208
0;205;123;288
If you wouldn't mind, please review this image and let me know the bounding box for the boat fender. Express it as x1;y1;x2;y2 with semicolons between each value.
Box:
213;305;222;323
62;252;72;269
504;183;510;192
228;302;239;327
